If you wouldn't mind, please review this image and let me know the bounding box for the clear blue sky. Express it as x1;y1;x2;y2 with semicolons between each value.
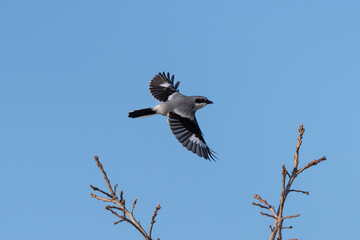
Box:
1;1;359;239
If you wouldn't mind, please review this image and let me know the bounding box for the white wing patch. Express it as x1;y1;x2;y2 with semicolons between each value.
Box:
149;72;180;102
167;112;216;161
189;134;206;147
160;82;171;88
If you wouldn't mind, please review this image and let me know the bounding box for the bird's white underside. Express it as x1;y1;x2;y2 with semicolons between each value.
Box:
145;72;215;160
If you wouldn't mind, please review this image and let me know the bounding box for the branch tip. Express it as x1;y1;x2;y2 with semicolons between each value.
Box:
149;204;161;238
289;189;309;195
252;125;326;240
260;211;277;219
90;156;159;240
131;198;138;215
283;214;300;220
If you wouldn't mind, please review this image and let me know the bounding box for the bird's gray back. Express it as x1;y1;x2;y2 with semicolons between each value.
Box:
155;92;196;118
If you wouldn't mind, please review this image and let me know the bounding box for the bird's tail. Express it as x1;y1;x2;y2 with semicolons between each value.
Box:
128;108;157;118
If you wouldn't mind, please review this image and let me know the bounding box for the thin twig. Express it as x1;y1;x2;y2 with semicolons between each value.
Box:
260;211;277;219
282;214;300;220
252;195;277;218
90;185;112;198
94;156;115;197
149;204;161;238
114;219;126;225
252;125;327;240
114;184;118;195
289;189;309;195
132;198;138;215
254;194;272;208
120;190;124;201
293;125;305;171
296;157;327;176
90;193;113;203
252;202;269;209
107;205;122;211
90;156;161;240
106;206;125;219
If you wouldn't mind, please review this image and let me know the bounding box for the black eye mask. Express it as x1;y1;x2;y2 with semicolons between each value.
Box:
195;99;206;103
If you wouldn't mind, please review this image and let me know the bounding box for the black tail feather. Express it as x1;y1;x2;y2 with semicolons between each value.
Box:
128;108;156;118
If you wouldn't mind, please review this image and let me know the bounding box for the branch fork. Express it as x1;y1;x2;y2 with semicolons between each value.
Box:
90;156;161;240
252;125;326;240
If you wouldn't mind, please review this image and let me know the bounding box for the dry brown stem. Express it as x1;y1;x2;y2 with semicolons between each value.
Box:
282;214;300;220
289;189;309;195
252;202;270;209
252;125;326;240
131;198;138;215
90;156;161;240
149;204;161;238
260;211;277;219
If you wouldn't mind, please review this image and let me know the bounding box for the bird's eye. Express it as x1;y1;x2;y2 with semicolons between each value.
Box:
195;99;205;103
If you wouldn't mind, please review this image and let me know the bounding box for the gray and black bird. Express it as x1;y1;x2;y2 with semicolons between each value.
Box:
129;72;216;161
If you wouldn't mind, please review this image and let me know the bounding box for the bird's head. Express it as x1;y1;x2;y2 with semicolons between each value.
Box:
194;96;213;110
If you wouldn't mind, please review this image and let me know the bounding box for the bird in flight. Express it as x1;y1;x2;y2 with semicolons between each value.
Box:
128;72;216;161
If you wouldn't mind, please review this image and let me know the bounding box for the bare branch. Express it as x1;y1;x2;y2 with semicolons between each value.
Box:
293;124;305;171
289;189;309;195
90;156;161;240
105;205;125;219
90;184;113;198
90;193;113;203
260;211;277;219
120;190;124;201
276;165;287;239
131;198;138;215
106;205;122;211
252;125;326;240
94;156;115;197
296;156;327;176
114;219;126;225
282;214;300;220
149;204;161;238
114;184;118;195
252;194;278;225
253;194;272;208
252;202;269;209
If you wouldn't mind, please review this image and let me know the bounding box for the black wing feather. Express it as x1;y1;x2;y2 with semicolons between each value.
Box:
168;112;216;161
149;72;180;102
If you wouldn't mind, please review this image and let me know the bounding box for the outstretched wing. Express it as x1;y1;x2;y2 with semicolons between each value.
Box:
149;72;180;102
168;111;217;161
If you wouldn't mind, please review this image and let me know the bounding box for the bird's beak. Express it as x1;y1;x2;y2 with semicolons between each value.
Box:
206;100;213;104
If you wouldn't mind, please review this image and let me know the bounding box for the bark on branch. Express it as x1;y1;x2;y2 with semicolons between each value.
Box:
90;156;161;240
252;125;326;240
